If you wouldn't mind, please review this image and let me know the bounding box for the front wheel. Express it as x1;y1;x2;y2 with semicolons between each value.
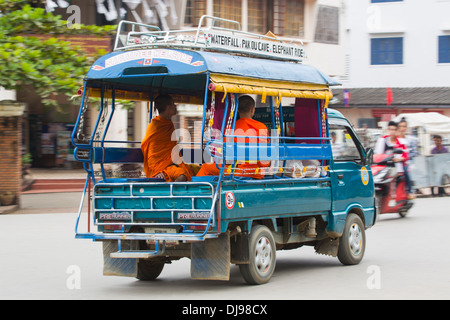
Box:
337;213;366;265
239;225;276;285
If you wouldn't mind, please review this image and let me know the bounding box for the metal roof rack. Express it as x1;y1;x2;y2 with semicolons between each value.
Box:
113;15;305;62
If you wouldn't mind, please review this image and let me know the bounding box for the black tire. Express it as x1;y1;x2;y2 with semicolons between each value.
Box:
337;213;366;265
398;209;408;218
398;200;413;218
239;225;276;285
136;259;165;281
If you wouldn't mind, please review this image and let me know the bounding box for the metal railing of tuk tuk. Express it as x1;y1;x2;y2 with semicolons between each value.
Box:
113;15;305;62
71;84;221;244
72;84;330;242
202;91;331;180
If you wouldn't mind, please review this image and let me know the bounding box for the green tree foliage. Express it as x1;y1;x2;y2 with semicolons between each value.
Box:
0;0;116;107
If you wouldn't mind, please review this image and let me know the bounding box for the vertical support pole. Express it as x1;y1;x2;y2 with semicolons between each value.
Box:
71;81;87;147
100;88;116;180
269;97;276;131
230;93;239;179
215;94;229;171
201;73;210;155
149;89;154;123
279;99;285;177
88;178;91;232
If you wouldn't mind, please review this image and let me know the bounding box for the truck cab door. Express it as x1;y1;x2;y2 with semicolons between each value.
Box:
329;119;374;224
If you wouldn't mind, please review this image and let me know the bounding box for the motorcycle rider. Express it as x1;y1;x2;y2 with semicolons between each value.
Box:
374;120;409;183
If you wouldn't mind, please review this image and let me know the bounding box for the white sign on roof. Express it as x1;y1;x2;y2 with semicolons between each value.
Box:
203;31;305;62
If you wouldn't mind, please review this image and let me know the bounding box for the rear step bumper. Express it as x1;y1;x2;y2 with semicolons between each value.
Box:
75;231;219;241
82;232;220;259
110;251;159;259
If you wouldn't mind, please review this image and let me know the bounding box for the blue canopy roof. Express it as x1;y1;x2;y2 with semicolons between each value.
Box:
85;48;339;93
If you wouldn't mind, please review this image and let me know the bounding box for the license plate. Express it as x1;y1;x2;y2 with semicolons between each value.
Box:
146;240;179;246
99;212;132;220
145;227;179;246
145;227;178;234
178;212;210;219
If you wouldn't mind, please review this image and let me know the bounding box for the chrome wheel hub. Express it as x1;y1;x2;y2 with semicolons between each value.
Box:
255;236;272;275
349;223;363;255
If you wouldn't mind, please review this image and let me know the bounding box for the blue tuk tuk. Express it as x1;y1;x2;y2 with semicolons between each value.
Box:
72;16;375;284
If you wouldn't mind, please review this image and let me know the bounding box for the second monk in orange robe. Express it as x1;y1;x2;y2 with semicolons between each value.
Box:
197;95;270;179
141;95;193;182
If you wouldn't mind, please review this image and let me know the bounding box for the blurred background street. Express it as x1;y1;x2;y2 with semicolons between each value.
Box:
1;0;450;302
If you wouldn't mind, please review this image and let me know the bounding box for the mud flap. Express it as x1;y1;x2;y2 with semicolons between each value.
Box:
230;232;249;264
314;237;339;257
102;240;138;277
191;232;230;280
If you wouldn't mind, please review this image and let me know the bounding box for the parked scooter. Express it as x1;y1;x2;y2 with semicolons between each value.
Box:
372;149;413;218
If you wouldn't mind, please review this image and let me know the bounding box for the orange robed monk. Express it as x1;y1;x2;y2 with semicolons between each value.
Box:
197;95;270;179
141;94;193;182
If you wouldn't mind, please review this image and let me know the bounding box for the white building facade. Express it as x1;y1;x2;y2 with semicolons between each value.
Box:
332;0;450;127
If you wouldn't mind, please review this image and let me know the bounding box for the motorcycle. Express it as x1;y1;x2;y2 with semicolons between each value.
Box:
372;149;413;218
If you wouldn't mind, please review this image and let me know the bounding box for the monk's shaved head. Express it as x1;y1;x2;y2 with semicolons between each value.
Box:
238;95;255;114
154;94;174;114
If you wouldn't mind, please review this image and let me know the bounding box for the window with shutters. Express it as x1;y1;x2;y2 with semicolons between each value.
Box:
283;0;305;38
314;5;339;44
371;37;403;65
213;0;242;29
438;35;450;63
184;0;206;27
248;0;267;34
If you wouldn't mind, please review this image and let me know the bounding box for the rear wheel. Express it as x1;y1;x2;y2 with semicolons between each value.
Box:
337;213;366;265
136;259;165;280
239;225;276;285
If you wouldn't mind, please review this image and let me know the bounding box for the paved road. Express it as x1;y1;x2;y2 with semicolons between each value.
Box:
1;194;449;300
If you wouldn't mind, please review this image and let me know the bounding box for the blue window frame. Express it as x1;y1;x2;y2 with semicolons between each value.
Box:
371;37;403;65
371;0;403;3
439;35;450;63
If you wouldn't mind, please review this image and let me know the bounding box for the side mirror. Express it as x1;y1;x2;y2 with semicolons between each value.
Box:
365;148;374;166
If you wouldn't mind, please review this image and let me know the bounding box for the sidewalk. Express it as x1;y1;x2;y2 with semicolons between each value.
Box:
0;168;87;215
26;168;87;180
22;168;87;194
